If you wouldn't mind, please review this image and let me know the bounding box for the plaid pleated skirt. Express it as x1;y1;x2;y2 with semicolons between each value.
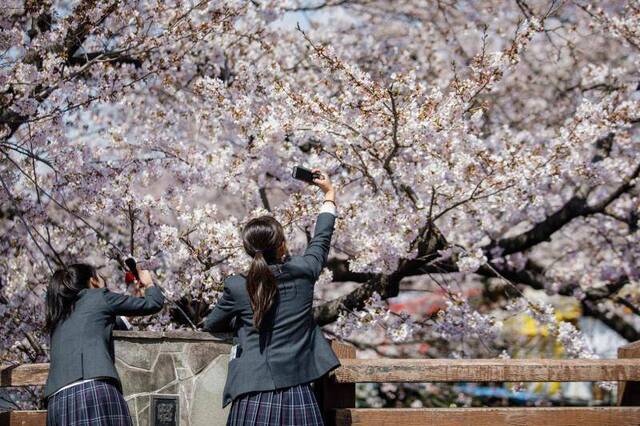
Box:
227;382;324;425
46;379;132;426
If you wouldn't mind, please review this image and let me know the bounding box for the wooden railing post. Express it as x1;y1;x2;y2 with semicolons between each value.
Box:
313;339;356;426
618;340;640;406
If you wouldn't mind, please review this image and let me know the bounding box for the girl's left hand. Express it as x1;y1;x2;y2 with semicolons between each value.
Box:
131;269;153;297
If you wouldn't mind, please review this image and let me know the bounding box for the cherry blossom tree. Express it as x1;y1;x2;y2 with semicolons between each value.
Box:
1;0;639;393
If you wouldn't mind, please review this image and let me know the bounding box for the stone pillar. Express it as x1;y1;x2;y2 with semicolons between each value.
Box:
113;330;234;426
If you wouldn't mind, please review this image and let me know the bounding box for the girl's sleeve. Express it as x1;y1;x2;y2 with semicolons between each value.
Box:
300;207;336;280
203;280;237;332
102;286;165;316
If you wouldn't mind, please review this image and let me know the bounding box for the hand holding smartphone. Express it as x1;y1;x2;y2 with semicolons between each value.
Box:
124;257;153;296
292;165;334;198
292;166;322;184
124;257;140;282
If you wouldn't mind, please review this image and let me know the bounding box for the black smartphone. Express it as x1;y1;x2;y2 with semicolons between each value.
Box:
292;166;320;184
124;257;140;281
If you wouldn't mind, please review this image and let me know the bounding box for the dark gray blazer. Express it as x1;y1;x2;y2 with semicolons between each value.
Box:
43;286;165;399
203;212;340;408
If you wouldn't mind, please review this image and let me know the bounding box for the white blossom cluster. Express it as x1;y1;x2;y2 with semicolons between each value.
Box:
505;298;596;360
334;292;420;343
434;296;502;344
456;249;488;273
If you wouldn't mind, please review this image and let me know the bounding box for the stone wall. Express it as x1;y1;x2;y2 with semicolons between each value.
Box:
113;330;234;426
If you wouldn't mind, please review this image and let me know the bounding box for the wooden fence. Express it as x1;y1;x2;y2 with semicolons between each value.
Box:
312;339;640;426
2;340;639;425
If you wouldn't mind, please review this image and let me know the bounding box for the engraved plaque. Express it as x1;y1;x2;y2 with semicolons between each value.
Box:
150;394;179;426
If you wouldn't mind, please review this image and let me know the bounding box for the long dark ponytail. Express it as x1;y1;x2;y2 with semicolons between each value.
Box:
45;263;97;333
241;216;285;331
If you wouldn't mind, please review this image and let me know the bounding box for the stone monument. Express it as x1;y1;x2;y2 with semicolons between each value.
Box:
113;330;234;426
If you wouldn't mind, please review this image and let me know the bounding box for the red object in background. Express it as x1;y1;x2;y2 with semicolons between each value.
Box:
387;287;483;355
125;271;136;285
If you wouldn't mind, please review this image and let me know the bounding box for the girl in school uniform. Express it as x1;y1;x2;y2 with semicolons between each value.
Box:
44;263;165;426
203;169;340;425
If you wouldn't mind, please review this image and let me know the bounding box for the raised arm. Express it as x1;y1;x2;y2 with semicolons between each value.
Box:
102;269;164;316
301;169;337;280
302;211;336;280
102;286;164;316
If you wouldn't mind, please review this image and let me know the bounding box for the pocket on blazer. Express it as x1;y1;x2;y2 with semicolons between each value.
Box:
278;282;297;302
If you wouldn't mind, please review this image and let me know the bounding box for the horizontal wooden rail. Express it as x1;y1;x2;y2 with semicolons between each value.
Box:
331;358;640;383
0;410;46;426
5;357;640;387
335;407;640;426
1;363;48;387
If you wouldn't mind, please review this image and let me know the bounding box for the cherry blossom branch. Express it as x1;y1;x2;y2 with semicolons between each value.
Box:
491;161;640;256
489;261;639;341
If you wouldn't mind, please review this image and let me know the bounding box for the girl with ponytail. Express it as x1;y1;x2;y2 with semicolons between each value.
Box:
44;263;165;426
204;169;340;426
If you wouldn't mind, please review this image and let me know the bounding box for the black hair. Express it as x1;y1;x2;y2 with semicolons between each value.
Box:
45;263;97;333
241;216;285;331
